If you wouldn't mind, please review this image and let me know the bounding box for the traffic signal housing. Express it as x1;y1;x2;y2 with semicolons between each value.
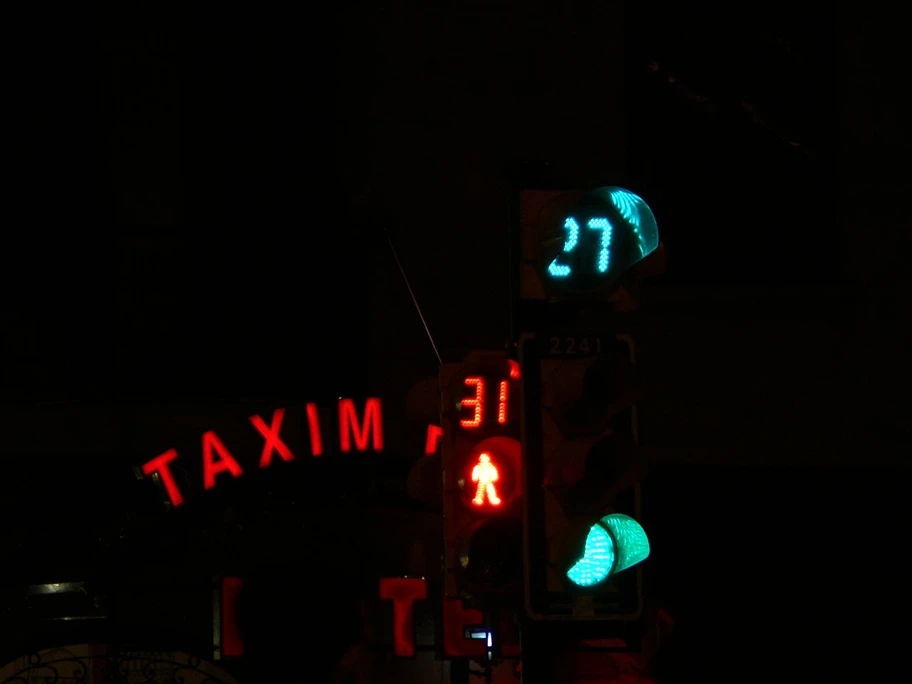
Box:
520;331;650;622
440;352;524;602
518;186;663;304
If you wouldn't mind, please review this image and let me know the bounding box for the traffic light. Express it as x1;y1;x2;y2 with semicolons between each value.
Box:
519;331;650;622
440;352;524;601
518;186;662;303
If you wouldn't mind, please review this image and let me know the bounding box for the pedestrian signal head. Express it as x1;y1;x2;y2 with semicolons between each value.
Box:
440;353;524;600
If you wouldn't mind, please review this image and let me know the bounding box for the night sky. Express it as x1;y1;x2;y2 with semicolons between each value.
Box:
3;2;910;681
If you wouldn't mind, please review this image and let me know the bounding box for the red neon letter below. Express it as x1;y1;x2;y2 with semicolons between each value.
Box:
498;612;521;657
379;578;427;657
425;424;443;456
443;597;486;657
305;402;323;456
250;408;295;468
221;577;245;657
202;431;244;490
141;449;184;507
339;398;384;452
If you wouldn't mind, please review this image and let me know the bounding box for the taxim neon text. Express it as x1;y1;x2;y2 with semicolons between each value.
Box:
141;398;383;507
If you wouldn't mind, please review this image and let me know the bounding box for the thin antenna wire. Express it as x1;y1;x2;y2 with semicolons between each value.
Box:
647;57;816;161
384;226;443;365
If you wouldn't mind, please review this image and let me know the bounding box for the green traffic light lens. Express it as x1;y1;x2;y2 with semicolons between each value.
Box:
566;513;650;587
600;513;650;574
544;187;658;293
591;187;660;263
566;523;616;587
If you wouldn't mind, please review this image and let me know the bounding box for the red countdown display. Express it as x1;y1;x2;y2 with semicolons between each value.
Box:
460;377;485;428
457;361;521;432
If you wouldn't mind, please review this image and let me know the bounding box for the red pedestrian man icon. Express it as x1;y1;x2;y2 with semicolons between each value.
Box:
471;452;501;507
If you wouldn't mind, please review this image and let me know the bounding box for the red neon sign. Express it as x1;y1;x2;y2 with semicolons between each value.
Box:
376;578;519;658
220;577;244;657
378;578;427;657
443;594;486;657
141;449;184;507
339;397;384;452
202;430;244;490
226;576;519;660
140;398;384;507
306;403;323;456
251;408;294;468
425;424;443;456
224;576;517;660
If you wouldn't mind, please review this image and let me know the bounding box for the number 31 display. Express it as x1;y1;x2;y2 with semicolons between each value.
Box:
458;360;520;432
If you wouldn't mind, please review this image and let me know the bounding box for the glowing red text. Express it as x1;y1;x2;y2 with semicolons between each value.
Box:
377;577;520;658
251;408;294;467
202;430;244;490
339;397;384;452
425;424;443;456
379;578;427;657
141;398;384;507
141;449;184;507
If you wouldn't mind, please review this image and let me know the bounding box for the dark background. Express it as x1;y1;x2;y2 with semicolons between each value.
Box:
3;1;910;681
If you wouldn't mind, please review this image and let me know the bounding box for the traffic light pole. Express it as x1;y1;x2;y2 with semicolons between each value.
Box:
506;159;576;343
506;169;663;681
